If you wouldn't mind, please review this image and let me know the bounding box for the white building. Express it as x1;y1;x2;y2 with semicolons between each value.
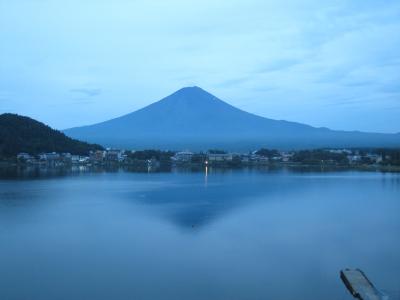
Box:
39;152;60;161
172;151;193;162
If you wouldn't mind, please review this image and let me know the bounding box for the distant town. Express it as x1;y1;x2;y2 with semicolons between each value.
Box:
11;147;400;172
2;112;400;173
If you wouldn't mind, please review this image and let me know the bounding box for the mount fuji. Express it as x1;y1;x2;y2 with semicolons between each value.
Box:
64;86;400;150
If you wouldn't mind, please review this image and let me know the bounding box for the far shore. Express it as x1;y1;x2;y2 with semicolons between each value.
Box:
1;161;400;174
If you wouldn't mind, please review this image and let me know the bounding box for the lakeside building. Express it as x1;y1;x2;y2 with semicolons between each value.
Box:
280;152;294;162
90;150;105;163
172;151;194;163
241;154;250;163
347;155;362;163
60;153;72;164
208;153;233;162
79;157;90;164
147;158;160;169
17;153;34;163
105;150;119;162
104;149;126;163
329;149;352;154
250;154;269;164
366;153;383;163
39;152;60;161
89;149;126;164
71;155;81;164
13;148;397;168
247;152;266;163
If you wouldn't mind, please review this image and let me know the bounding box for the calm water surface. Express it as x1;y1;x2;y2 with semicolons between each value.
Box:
0;167;399;300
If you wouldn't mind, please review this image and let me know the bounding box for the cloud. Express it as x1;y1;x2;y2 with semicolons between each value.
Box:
0;91;11;101
379;82;400;94
256;59;302;74
0;0;399;132
342;81;374;88
216;77;250;88
70;88;102;97
0;92;13;112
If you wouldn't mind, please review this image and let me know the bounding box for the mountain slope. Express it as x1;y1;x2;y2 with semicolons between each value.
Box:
0;113;103;157
64;87;400;150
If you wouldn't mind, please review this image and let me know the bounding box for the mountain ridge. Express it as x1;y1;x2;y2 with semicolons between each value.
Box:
0;113;103;157
64;87;400;150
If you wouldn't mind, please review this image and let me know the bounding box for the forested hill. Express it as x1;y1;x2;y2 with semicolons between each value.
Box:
0;113;103;157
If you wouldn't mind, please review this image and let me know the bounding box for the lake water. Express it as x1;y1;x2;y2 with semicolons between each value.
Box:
0;167;399;300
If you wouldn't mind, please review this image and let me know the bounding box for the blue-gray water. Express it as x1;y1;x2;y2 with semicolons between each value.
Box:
0;167;399;300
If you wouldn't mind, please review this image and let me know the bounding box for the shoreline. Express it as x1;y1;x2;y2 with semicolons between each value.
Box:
1;161;400;173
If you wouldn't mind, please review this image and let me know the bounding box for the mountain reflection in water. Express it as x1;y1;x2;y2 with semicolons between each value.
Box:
0;166;399;300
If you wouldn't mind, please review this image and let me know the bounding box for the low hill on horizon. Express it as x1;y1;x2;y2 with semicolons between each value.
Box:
64;86;400;151
0;113;103;157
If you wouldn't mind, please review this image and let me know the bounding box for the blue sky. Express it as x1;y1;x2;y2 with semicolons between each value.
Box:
0;0;399;133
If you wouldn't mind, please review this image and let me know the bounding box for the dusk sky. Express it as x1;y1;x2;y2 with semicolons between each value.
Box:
0;0;399;133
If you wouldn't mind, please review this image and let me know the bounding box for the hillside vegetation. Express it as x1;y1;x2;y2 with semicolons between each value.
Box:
0;113;103;157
